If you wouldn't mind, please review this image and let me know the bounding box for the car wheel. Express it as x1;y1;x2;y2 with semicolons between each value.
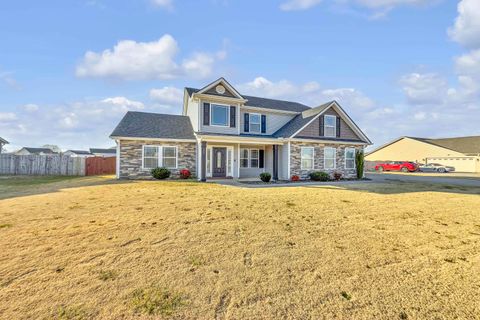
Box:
401;167;409;172
377;166;384;172
438;168;446;173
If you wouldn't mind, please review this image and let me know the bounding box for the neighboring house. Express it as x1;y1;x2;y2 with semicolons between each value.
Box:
110;77;371;180
15;147;58;156
0;137;8;153
64;150;94;158
89;148;116;157
366;136;480;173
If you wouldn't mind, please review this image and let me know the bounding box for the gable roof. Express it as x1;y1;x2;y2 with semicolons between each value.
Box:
66;150;92;155
0;137;8;144
186;87;310;113
89;148;116;154
195;77;244;100
21;147;57;154
110;111;195;140
367;135;480;156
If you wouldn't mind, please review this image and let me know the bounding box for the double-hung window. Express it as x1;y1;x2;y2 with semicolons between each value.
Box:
249;113;261;133
240;148;249;168
142;145;178;170
250;149;259;168
345;148;355;169
301;147;314;170
211;104;229;126
324;115;336;137
240;148;260;168
324;147;336;169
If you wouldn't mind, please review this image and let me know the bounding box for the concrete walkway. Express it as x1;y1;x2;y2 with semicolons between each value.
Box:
210;178;371;188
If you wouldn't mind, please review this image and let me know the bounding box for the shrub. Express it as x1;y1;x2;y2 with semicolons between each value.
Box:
179;169;191;179
333;171;342;181
355;150;365;179
291;175;300;182
259;172;272;183
151;167;171;180
309;171;330;181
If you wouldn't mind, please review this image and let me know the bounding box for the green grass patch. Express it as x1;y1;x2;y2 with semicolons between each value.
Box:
53;304;95;320
98;270;118;281
130;285;185;316
0;224;12;229
0;175;79;187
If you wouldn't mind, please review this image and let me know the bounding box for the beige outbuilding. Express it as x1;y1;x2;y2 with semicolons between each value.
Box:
366;136;480;173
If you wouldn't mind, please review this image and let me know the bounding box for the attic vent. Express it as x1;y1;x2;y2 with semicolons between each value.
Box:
216;85;226;94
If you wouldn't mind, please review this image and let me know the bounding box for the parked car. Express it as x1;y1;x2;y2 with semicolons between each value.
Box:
375;161;418;172
418;163;455;173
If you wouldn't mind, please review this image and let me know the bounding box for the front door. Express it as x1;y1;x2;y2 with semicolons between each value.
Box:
212;147;227;178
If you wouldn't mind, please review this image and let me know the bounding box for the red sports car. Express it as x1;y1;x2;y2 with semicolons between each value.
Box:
375;161;418;173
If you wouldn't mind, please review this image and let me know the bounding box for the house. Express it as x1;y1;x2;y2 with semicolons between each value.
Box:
89;148;116;157
110;78;371;180
64;150;94;158
366;136;480;173
0;137;8;153
15;147;58;156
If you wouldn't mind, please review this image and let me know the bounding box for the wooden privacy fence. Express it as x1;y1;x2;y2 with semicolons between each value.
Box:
0;154;116;176
85;156;116;176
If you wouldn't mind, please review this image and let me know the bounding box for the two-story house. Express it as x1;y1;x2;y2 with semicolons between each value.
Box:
110;78;371;180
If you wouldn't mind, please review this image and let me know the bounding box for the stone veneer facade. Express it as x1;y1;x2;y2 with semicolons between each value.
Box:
119;140;196;179
290;141;362;179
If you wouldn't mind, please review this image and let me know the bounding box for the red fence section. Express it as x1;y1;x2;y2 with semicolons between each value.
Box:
86;157;116;176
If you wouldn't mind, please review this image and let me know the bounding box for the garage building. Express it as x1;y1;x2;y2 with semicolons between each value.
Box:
366;136;480;173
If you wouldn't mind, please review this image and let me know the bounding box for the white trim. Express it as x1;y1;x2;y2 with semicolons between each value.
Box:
210;103;230;127
141;145;178;170
345;147;356;169
324;114;337;138
300;147;315;170
242;105;299;115
287;141;291;179
196;77;245;100
110;136;196;143
237;143;241;178
290;102;335;138
162;146;178;169
197;134;282;145
249;112;262;133
324;147;336;170
116;140;120;179
288;138;368;145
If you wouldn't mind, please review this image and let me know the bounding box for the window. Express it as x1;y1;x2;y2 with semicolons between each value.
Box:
211;104;229;126
250;149;259;168
345;148;355;169
240;148;249;168
163;146;177;169
249;113;261;133
324;147;336;169
227;149;232;175
301;147;314;170
142;145;177;170
206;148;211;175
143;146;159;169
324;115;336;137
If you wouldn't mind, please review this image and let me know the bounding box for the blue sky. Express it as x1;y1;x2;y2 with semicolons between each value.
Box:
0;0;479;151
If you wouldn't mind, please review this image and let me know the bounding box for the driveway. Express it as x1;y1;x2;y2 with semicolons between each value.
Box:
366;172;480;187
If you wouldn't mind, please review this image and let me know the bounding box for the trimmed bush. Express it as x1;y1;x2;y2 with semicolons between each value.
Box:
259;172;272;183
309;171;330;181
151;167;171;180
355;150;365;179
291;175;300;182
179;169;191;179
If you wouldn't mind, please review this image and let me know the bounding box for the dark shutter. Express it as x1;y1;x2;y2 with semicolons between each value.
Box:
259;150;264;168
319;115;325;136
203;103;210;126
261;115;266;133
336;117;341;137
230;106;236;128
244;113;249;132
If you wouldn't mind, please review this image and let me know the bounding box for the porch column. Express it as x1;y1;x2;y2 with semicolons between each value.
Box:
201;141;207;182
273;145;279;181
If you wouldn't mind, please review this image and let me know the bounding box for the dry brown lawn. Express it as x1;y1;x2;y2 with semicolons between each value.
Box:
0;176;479;319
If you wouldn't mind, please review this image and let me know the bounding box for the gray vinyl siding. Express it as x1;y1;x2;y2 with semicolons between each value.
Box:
240;109;295;135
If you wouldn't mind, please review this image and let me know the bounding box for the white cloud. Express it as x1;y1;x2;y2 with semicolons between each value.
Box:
0;71;20;90
280;0;323;11
448;0;480;49
350;0;434;9
151;0;174;10
23;104;39;112
399;72;448;105
0;112;17;122
76;35;223;81
149;86;183;104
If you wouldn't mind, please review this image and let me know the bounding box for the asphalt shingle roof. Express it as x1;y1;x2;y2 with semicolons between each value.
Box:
409;136;480;155
186;87;310;113
110;111;195;140
67;150;92;155
23;147;57;154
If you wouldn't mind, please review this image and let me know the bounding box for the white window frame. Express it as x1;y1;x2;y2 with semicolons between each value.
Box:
210;103;230;127
345;147;356;169
324;115;337;138
240;148;249;168
142;145;178;170
249;113;261;133
300;147;314;170
250;149;260;168
207;146;234;177
324;147;336;169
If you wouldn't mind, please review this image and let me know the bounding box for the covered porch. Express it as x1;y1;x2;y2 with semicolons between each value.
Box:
197;136;285;181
